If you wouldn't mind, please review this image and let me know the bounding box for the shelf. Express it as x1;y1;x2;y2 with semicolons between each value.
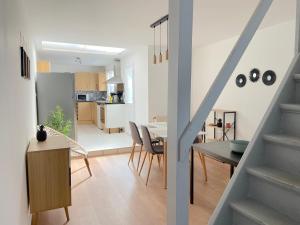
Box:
212;108;237;113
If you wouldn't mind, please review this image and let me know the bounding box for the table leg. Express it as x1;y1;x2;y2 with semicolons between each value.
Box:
163;141;168;189
31;213;39;225
230;165;235;178
190;148;194;204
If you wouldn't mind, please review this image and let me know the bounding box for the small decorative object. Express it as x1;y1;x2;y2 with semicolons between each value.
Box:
230;140;249;154
263;70;276;86
36;125;47;142
236;74;247;87
249;68;260;82
217;119;223;128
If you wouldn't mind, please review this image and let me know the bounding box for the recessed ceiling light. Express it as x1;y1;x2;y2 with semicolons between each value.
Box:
41;41;125;55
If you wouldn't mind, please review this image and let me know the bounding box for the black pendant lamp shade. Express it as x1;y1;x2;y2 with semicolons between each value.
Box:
236;74;247;88
249;68;260;82
263;70;276;86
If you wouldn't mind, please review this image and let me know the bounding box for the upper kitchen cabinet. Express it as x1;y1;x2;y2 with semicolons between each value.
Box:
98;72;107;91
37;60;51;73
75;73;98;91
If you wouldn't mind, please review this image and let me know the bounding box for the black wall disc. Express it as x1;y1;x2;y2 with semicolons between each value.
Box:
236;74;247;88
249;68;260;82
262;70;276;86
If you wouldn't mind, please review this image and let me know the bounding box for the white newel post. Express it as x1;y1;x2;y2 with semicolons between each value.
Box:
167;0;194;225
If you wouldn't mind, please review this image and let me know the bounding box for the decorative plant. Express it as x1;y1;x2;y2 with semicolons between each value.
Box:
45;105;72;136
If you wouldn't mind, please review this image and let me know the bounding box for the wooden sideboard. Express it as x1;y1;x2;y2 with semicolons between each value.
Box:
27;135;71;225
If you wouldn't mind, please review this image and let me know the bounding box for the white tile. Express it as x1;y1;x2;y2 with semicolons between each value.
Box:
76;124;132;153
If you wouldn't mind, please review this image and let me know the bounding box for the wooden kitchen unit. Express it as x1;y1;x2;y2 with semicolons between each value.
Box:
27;136;71;225
75;72;106;91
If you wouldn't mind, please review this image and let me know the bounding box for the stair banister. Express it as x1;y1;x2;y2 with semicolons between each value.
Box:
179;0;273;161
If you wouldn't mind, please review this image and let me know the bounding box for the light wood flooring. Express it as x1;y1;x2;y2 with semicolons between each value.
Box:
38;153;229;225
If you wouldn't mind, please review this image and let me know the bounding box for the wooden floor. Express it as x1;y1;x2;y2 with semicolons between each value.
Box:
38;153;229;225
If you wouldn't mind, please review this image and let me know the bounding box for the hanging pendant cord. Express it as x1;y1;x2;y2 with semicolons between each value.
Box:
160;23;162;54
154;26;156;55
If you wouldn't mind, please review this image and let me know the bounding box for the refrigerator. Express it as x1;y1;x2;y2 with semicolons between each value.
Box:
36;73;76;139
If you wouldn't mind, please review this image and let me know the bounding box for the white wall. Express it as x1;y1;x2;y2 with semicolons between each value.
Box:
0;0;37;225
148;46;168;121
191;21;295;140
51;63;104;73
147;21;295;140
121;47;149;129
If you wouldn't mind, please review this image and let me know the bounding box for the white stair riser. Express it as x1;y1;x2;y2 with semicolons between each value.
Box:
264;142;300;175
248;176;300;222
280;111;300;137
232;211;259;225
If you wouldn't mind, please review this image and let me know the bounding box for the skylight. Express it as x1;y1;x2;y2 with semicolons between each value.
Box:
42;41;125;55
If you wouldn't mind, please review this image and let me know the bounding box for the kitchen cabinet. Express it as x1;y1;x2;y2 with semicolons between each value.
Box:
104;104;126;132
98;72;107;91
37;60;51;73
75;73;98;91
78;102;92;121
78;102;97;124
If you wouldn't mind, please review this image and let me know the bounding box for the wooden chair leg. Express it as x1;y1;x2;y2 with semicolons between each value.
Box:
157;155;161;168
31;213;39;225
128;143;136;165
198;152;208;182
146;154;154;186
137;145;143;171
64;207;70;221
84;157;92;177
139;152;148;175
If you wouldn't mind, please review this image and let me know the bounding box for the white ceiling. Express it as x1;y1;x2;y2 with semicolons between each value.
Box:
25;0;296;66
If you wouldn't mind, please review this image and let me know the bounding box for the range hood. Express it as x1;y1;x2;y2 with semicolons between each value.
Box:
106;60;123;84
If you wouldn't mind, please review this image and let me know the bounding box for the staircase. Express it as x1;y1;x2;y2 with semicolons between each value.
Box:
209;55;300;225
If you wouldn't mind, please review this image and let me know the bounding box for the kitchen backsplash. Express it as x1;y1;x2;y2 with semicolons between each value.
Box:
75;91;107;101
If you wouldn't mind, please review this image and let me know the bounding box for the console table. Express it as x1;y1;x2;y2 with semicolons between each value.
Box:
27;135;71;225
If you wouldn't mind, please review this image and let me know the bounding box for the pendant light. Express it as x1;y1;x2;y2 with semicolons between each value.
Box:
159;22;163;63
153;26;157;64
166;19;169;60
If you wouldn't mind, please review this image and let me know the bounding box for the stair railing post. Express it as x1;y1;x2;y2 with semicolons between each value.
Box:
167;0;193;224
179;0;273;161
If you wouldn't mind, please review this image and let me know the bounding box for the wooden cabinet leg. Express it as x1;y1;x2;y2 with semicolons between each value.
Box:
31;213;39;225
64;207;70;221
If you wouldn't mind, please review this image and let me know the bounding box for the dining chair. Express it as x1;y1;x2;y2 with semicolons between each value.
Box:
139;126;164;186
128;121;144;170
128;121;160;171
193;135;208;182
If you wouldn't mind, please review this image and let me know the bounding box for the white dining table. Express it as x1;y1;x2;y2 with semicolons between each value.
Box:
147;122;206;189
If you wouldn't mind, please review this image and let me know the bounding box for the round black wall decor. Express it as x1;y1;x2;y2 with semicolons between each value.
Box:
249;68;260;82
262;70;276;86
236;74;247;88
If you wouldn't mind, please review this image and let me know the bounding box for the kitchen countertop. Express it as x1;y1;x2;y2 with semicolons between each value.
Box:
76;100;125;104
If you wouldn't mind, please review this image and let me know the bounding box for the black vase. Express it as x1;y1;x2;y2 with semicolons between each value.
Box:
37;125;47;142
